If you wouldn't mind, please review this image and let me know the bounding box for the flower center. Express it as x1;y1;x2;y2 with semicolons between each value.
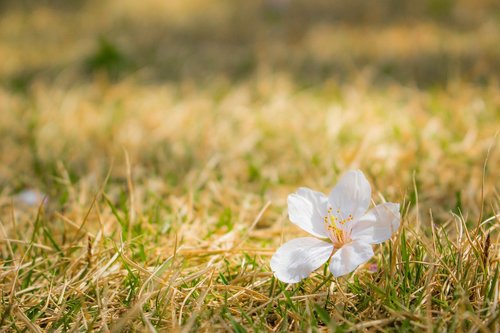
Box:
323;207;353;248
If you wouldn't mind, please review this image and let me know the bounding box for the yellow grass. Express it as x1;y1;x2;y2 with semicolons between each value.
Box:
0;0;499;331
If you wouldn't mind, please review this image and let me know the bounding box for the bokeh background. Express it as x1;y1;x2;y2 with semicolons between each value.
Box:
1;0;499;223
2;0;499;85
1;0;499;215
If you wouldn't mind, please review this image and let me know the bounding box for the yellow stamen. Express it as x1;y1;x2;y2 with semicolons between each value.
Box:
324;208;353;248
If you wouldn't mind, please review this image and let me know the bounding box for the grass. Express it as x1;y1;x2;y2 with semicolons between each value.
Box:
0;0;500;331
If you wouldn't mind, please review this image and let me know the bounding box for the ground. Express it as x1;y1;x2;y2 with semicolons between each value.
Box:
0;0;499;331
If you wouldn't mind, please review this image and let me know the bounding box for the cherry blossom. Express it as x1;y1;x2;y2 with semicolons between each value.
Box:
271;170;400;283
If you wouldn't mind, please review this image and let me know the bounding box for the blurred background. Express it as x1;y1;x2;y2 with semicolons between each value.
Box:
0;0;499;220
1;0;499;87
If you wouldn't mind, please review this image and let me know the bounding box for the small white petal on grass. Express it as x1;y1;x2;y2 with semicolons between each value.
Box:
351;203;400;244
15;189;47;207
368;263;378;273
329;241;374;277
270;237;333;283
328;170;371;222
287;188;329;238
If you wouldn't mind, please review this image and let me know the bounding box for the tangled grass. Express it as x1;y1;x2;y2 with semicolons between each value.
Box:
1;0;499;331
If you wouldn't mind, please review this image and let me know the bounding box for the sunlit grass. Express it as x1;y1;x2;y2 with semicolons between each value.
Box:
0;0;499;331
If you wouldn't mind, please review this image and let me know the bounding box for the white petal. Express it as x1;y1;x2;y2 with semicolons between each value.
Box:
329;241;374;277
288;188;329;238
271;237;333;283
328;170;371;224
350;203;400;244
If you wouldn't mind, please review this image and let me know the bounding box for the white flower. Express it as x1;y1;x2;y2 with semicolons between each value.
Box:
271;170;400;283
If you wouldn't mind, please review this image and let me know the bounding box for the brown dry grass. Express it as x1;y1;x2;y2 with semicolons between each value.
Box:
0;0;499;331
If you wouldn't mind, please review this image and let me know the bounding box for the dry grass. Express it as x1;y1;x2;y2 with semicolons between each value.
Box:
1;0;500;331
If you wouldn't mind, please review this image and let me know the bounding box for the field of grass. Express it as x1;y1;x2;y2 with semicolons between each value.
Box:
1;0;500;331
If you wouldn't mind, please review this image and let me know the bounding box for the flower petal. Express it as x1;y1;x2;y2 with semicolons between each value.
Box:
350;203;400;244
271;237;334;283
288;188;329;238
328;170;371;224
329;241;374;277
